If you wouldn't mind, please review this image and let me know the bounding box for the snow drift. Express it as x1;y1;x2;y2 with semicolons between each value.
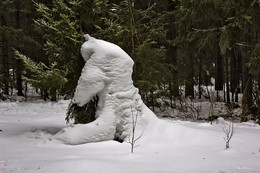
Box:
1;101;260;173
56;35;157;144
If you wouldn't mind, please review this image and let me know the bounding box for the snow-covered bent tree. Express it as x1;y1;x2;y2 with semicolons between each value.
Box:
56;35;156;145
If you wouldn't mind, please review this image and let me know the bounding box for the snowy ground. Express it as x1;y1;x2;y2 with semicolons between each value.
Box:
1;100;260;173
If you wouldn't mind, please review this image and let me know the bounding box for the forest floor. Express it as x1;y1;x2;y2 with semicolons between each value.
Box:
0;100;260;173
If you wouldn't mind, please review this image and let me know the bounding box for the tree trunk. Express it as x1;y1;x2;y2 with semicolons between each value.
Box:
1;15;9;95
235;51;242;102
11;61;16;96
128;0;135;58
215;48;223;90
225;55;230;103
25;81;28;101
230;48;240;103
242;77;253;121
215;32;223;102
230;49;235;102
185;52;194;99
50;89;57;101
241;35;253;120
223;84;226;102
198;56;202;99
43;90;48;101
15;0;23;96
167;20;179;103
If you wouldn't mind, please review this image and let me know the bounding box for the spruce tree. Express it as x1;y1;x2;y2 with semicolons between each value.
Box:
19;0;106;123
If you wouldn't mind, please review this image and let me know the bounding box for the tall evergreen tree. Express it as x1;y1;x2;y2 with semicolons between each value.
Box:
18;0;107;123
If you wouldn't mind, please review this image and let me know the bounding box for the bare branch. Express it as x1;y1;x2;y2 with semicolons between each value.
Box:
134;132;143;142
222;120;236;149
127;106;143;153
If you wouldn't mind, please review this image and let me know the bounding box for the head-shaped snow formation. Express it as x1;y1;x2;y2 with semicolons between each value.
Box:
56;35;156;145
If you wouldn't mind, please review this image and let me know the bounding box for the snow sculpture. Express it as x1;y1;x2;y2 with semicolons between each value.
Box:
56;34;155;145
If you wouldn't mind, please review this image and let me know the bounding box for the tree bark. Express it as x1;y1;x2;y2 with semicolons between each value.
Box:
230;49;235;102
230;48;241;103
128;0;135;58
235;51;241;102
215;41;223;91
225;55;230;103
185;51;194;99
1;15;9;95
215;32;223;102
15;0;23;96
167;19;179;103
241;35;253;119
198;56;202;99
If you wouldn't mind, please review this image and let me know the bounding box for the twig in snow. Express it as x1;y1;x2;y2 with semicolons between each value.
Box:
222;120;236;149
126;106;143;153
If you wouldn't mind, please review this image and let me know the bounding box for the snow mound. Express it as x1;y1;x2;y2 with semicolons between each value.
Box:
56;35;157;144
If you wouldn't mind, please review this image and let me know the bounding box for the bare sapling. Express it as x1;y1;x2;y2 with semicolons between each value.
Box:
222;120;235;149
222;104;236;149
126;107;143;153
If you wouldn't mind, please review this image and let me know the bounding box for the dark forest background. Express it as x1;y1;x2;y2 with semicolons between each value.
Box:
0;0;259;123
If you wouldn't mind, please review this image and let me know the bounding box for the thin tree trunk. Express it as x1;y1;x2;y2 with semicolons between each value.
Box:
230;49;235;102
241;34;253;119
225;55;230;103
223;84;226;102
11;59;15;96
215;32;223;102
15;0;23;96
235;51;241;103
215;50;223;91
185;51;194;99
242;77;253;120
128;0;135;57
242;54;248;94
1;15;9;95
25;81;28;101
198;56;202;99
167;21;179;103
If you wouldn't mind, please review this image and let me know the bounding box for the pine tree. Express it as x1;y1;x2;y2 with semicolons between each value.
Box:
18;0;106;123
33;1;83;95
